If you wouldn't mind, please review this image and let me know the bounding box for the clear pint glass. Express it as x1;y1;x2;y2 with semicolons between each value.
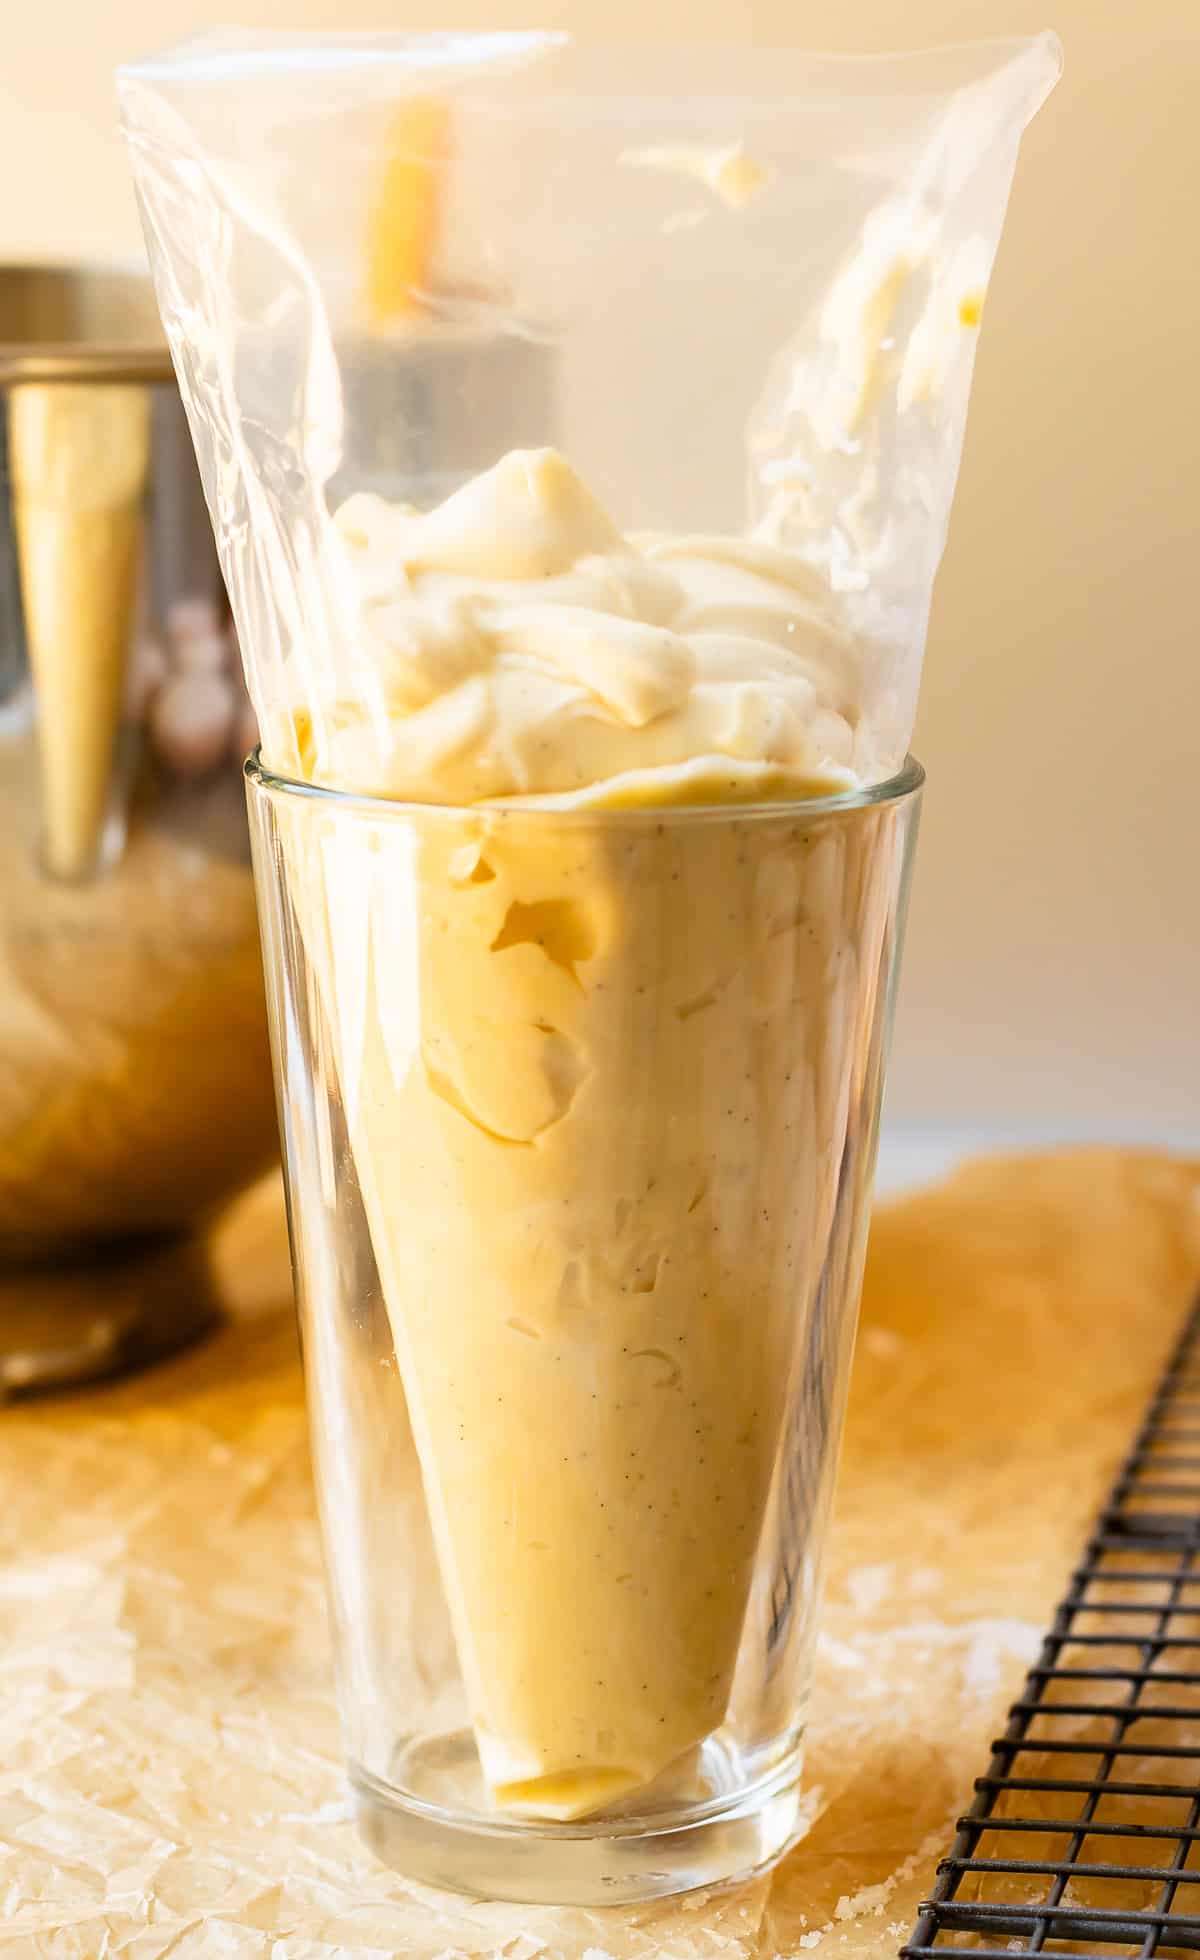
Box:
247;753;922;1902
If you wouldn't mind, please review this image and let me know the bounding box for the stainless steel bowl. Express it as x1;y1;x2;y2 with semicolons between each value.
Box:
0;265;278;1390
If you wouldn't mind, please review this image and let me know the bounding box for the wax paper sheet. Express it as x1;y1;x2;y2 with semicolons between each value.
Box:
1;1148;1197;1958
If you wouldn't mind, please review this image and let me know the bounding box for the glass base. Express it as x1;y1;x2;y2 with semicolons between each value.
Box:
352;1729;806;1905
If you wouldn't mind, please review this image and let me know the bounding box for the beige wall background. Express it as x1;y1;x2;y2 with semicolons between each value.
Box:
3;0;1197;1142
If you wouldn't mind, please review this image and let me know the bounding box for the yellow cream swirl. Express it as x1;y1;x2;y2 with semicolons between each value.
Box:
276;448;869;807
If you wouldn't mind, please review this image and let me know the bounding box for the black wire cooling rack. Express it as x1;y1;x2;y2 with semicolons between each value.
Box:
904;1292;1200;1960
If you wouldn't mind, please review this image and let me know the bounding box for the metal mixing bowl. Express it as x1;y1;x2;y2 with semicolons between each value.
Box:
0;265;278;1389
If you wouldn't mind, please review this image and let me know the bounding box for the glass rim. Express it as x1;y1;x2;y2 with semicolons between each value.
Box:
244;748;924;826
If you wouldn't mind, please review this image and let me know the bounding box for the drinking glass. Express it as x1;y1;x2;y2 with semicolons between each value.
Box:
246;750;922;1904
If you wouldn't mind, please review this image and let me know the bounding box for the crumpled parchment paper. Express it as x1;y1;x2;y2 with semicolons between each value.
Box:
1;1148;1197;1959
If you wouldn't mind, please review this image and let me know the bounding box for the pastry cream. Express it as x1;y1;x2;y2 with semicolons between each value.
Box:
273;447;873;808
272;448;888;1817
10;384;150;881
